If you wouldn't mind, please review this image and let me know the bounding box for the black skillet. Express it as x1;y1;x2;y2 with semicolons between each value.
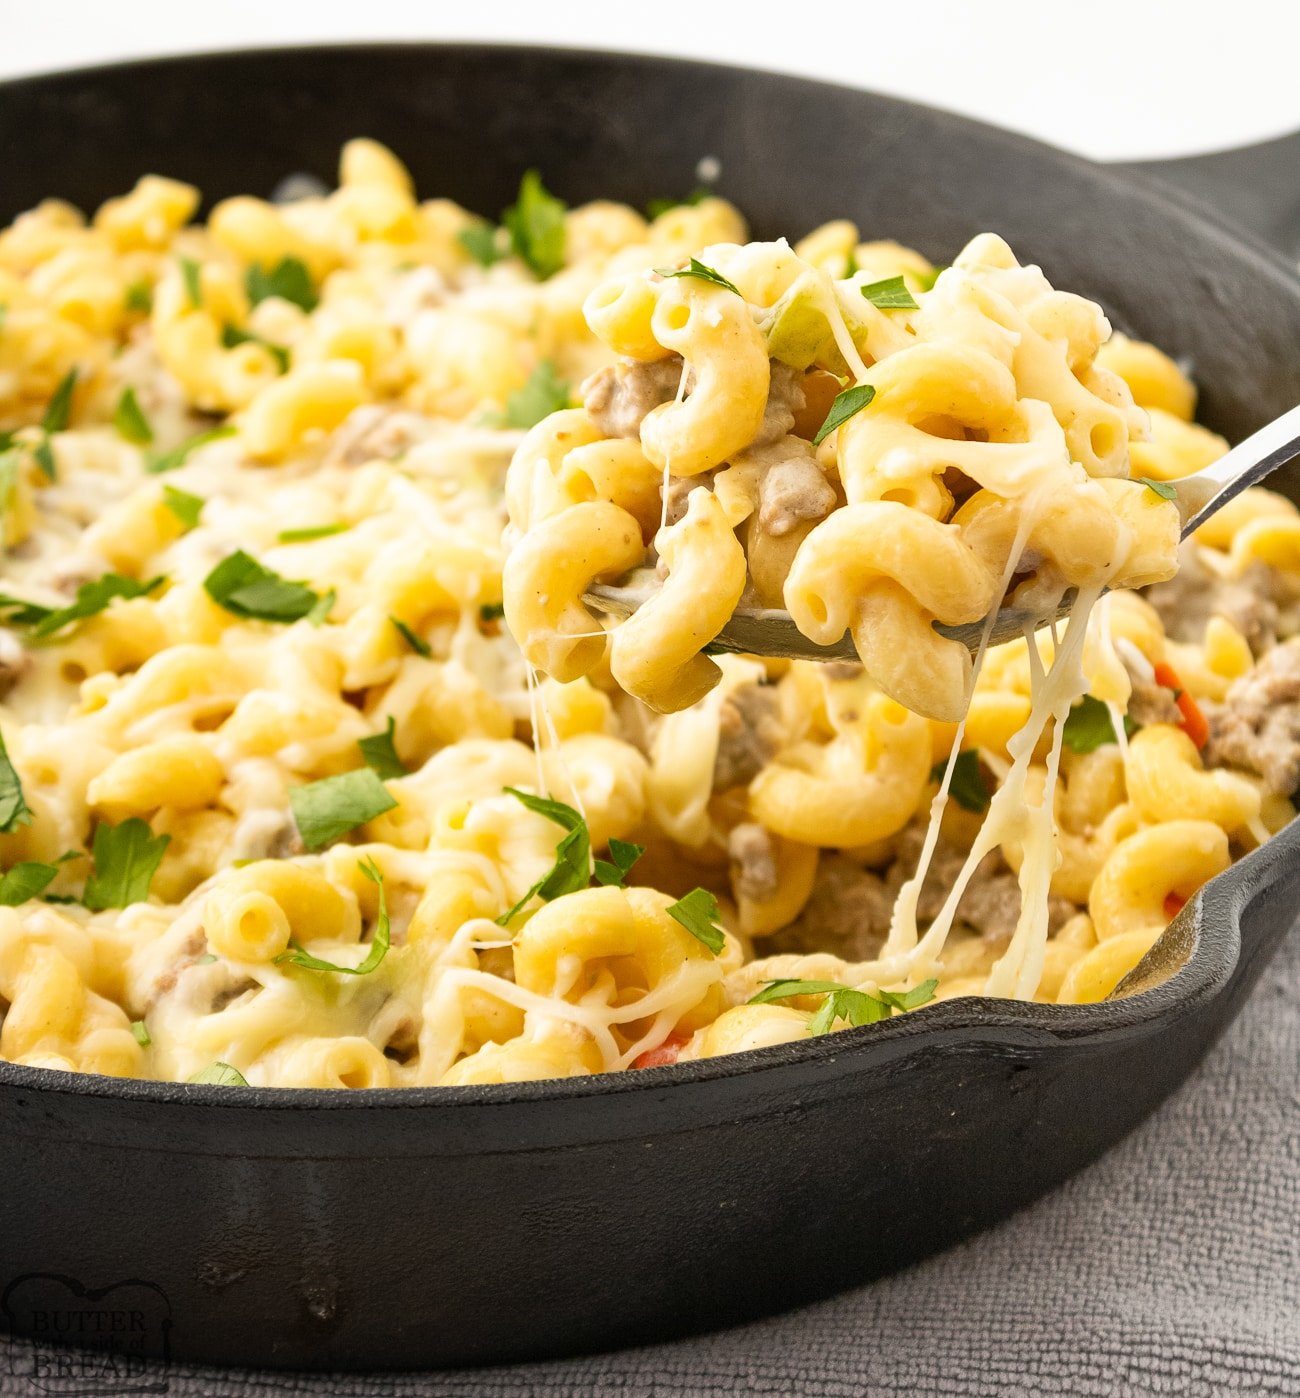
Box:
0;45;1298;1373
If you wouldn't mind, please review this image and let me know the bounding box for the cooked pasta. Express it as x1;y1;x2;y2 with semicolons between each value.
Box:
0;142;1294;1089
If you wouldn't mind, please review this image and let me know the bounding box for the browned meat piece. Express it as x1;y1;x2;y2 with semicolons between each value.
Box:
661;474;709;527
1123;658;1182;728
713;683;784;790
728;822;779;903
764;854;893;962
888;820;1075;941
582;357;685;439
1144;545;1277;655
752;361;807;447
232;809;304;862
0;632;30;700
756;440;836;537
1203;639;1300;794
323;406;431;467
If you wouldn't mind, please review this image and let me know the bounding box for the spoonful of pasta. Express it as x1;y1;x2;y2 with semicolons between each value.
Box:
583;401;1300;663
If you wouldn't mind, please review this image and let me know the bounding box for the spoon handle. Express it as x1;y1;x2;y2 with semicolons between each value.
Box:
1177;402;1300;537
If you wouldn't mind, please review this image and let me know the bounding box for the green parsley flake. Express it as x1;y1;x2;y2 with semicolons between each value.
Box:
495;788;592;925
502;170;567;280
357;716;406;781
275;857;391;975
82;818;170;911
124;281;153;314
203;551;323;623
246;255;318;311
494;360;572;430
278;523;348;543
1061;694;1135;754
289;768;397;851
479;602;506;622
0;730;31;835
178;256;203;308
666;887;725;954
146;424;237;475
112;387;153;445
42;368;78;435
0;573;165;639
220;324;289;373
161;485;203;532
653;258;742;297
783;978;938;1036
1138;476;1178;502
859;275;919;311
130;1020;152;1047
594;837;645;888
645;188;710;220
812;383;876;447
457;224;505;268
931;748;991;814
0;860;59;905
188;1062;248;1086
390;616;432;657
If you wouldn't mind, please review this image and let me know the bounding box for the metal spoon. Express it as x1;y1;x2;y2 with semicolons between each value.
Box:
584;403;1300;661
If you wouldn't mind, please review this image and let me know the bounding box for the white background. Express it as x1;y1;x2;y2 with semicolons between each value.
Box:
3;0;1299;163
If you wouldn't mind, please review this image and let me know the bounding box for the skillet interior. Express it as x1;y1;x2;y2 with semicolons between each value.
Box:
0;44;1298;1371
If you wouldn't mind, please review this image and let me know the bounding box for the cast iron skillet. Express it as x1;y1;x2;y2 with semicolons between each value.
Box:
0;45;1298;1373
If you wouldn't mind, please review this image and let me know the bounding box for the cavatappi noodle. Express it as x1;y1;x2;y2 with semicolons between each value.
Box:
0;142;1295;1089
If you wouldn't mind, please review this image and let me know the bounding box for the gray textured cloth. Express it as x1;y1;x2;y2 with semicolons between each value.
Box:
5;928;1298;1398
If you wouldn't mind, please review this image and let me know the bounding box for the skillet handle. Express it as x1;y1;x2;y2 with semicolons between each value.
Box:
1117;128;1300;261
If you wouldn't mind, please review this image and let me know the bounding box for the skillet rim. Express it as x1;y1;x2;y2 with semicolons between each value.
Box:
0;40;1296;1113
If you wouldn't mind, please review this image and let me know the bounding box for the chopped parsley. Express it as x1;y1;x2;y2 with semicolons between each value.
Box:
203;551;323;623
306;588;335;627
130;1020;152;1047
188;1062;248;1086
82;818;170;911
278;523;348;543
653;257;741;297
245;255;318;311
666;887;725;955
28;367;79;480
492;360;572;430
220;324;290;374
750;977;938;1034
916;265;946;291
0;573;164;638
1061;694;1136;754
859;275;919;311
645;187;710;219
42;367;77;436
0;860;60;905
112;387;153;445
496;788;592;925
357;716;406;781
457;223;506;268
1138;476;1178;502
178;256;203;308
146;424;237;474
275;857;391;975
594;837;645;888
479;601;506;623
389;616;432;657
0;730;31;834
124;281;154;314
502;170;567;280
289;769;397;851
161;485;204;532
931;748;991;814
812;383;876;447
